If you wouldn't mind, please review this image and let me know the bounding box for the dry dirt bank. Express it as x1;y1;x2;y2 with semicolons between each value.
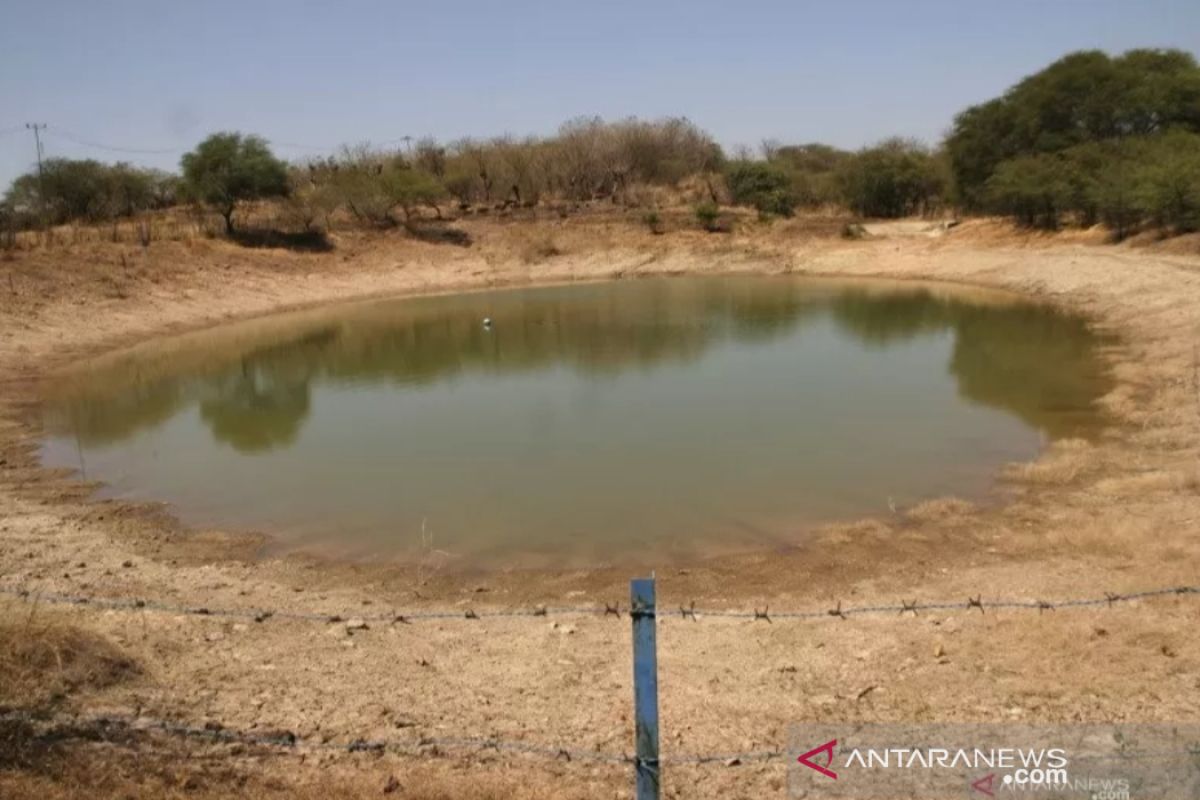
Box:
1;214;1199;799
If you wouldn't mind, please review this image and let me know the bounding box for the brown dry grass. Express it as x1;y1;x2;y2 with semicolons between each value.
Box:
0;733;571;800
515;229;565;264
2;209;1200;798
0;618;571;800
1002;438;1096;485
0;614;138;711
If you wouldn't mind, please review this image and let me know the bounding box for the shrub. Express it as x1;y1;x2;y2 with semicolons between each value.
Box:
518;231;563;263
408;224;472;247
642;210;664;234
329;166;394;226
2;159;163;226
841;222;868;240
280;178;339;233
765;143;851;208
380;166;447;225
723;161;796;217
433;117;724;207
694;200;720;231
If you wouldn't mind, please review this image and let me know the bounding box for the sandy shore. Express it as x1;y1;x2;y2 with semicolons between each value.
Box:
2;213;1199;799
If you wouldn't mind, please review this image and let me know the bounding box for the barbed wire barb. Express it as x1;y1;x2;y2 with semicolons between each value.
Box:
0;583;1195;627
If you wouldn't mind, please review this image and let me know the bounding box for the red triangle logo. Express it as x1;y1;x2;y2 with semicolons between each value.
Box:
797;739;838;780
972;773;996;796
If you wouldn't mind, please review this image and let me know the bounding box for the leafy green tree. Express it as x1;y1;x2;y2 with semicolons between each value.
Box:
837;139;943;218
946;48;1200;210
101;163;157;218
984;154;1073;229
180;133;289;233
1138;130;1200;233
1089;157;1148;239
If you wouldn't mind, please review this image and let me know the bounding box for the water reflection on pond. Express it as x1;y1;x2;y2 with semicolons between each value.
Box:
41;276;1112;567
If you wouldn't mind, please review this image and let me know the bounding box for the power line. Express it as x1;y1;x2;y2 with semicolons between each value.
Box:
45;127;183;155
36;126;418;157
263;138;339;152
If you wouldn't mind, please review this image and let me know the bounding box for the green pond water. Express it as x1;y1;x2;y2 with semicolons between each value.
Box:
41;276;1112;567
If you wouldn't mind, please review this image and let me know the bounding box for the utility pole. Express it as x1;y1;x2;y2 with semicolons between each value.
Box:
25;123;47;225
25;123;46;180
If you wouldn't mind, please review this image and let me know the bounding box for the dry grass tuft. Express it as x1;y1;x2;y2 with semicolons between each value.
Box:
904;497;976;523
820;518;894;545
1004;439;1095;486
0;617;138;711
1093;470;1187;496
516;231;564;264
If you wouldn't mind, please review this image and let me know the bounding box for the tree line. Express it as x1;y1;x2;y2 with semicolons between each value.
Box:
3;47;1198;239
947;48;1200;235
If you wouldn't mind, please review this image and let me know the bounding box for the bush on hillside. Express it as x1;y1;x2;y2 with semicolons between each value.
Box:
2;159;170;226
723;160;796;217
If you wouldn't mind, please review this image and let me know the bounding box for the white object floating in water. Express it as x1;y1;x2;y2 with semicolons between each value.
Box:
482;317;493;329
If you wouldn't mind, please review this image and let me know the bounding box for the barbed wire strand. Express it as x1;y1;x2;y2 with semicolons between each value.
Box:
0;583;1195;625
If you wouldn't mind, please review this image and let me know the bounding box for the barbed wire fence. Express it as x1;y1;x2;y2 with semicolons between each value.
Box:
2;578;1198;794
1;581;1195;624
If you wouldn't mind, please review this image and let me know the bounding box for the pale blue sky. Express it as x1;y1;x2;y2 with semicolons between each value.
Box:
2;0;1198;187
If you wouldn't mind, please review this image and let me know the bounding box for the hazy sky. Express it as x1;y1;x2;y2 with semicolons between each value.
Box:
2;0;1199;187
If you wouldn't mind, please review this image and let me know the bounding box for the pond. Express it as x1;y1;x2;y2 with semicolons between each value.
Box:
41;276;1112;567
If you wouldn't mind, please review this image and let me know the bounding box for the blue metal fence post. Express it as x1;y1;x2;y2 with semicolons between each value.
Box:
631;576;660;800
